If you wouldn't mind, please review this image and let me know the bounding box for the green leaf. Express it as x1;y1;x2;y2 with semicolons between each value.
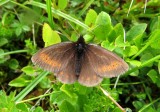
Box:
16;103;29;112
151;42;160;49
50;90;77;106
128;60;141;67
60;85;78;105
59;100;75;112
85;9;97;26
140;53;153;67
8;59;19;70
25;39;36;54
110;89;119;101
42;23;61;47
9;75;32;87
132;101;144;110
39;77;51;89
58;0;68;10
158;16;160;29
147;69;158;83
93;12;113;40
0;38;8;47
150;30;160;49
22;65;35;75
101;40;115;51
11;21;19;27
0;49;9;64
74;83;92;95
126;23;147;42
114;47;124;57
132;29;160;59
134;33;144;49
71;32;78;42
108;23;124;42
60;85;74;98
107;29;117;42
22;25;30;31
83;34;93;42
149;16;160;31
158;60;160;74
130;70;139;76
115;35;130;47
0;49;5;58
15;27;22;36
50;91;66;105
124;46;139;57
156;78;160;87
50;110;55;112
135;93;146;100
0;91;19;112
114;23;124;37
33;107;44;112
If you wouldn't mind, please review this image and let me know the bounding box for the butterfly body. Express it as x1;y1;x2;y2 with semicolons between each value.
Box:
32;36;129;87
74;37;86;76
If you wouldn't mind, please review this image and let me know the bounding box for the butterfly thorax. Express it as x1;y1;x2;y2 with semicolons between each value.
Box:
74;37;86;76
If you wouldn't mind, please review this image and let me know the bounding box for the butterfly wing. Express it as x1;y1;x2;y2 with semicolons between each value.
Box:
78;53;103;87
86;44;129;78
55;55;77;84
31;42;75;73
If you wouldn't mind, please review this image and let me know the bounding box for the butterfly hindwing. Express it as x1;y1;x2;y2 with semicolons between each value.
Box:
32;42;75;73
78;53;103;87
86;44;129;78
55;54;78;84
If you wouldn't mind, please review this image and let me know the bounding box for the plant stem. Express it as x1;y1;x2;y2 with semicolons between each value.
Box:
0;50;28;57
99;86;126;112
126;54;160;76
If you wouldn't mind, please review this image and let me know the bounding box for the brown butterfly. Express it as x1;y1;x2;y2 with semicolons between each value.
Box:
31;36;129;87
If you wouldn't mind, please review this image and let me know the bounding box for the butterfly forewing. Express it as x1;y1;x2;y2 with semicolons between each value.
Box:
78;53;103;87
32;42;75;73
87;44;129;78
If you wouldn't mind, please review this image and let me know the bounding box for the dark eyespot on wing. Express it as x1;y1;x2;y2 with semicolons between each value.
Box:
87;44;129;78
31;42;75;73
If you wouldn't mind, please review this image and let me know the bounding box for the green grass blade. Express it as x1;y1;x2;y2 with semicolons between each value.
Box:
27;1;89;30
46;0;55;28
139;97;160;112
14;71;49;103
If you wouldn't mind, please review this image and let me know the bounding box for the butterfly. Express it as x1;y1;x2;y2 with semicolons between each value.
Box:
31;36;129;87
